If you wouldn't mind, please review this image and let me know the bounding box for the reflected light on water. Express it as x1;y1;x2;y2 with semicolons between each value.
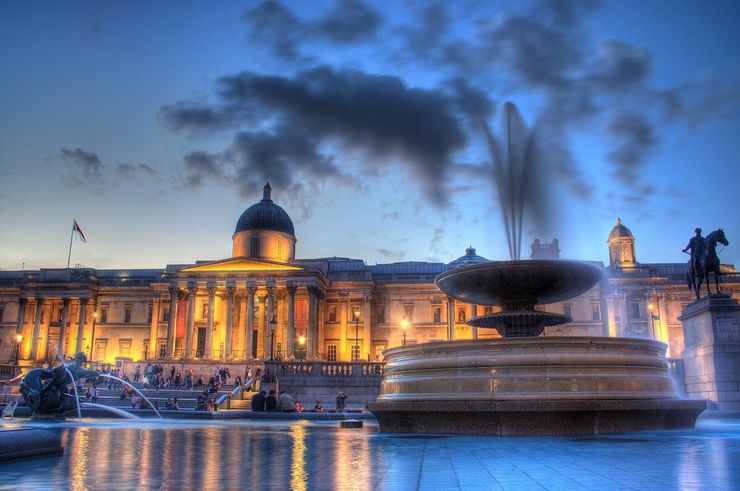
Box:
290;425;308;491
334;428;371;491
69;427;90;490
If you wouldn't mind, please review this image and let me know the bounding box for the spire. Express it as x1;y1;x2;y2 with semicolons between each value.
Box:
616;217;621;226
262;182;272;202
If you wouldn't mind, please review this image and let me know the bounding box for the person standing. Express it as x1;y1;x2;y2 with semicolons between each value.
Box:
134;365;141;383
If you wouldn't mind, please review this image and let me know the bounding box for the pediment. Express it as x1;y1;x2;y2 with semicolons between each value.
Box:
179;257;303;273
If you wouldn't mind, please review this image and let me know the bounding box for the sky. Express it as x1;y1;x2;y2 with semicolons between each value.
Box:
1;0;739;271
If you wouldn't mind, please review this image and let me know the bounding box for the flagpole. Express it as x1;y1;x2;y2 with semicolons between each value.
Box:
67;219;74;269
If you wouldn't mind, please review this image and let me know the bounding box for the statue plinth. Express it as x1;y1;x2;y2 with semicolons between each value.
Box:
679;293;740;411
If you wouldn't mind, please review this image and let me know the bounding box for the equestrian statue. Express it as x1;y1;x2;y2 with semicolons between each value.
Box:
685;227;729;299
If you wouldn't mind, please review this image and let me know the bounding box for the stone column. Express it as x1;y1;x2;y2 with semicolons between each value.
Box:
447;297;455;341
286;286;296;358
166;287;178;358
339;299;349;361
225;287;235;359
362;298;372;361
471;304;478;340
307;287;317;358
205;286;216;359
618;294;630;337
679;294;740;411
75;297;87;354
15;297;26;359
28;298;43;361
58;298;70;359
246;286;256;359
316;291;325;357
257;294;266;357
265;287;276;359
606;294;618;337
656;294;671;354
184;286;197;360
149;295;160;360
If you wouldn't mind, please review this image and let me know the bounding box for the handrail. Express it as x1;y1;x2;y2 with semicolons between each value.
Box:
217;378;256;409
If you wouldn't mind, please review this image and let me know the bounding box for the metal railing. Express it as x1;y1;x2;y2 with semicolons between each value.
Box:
217;378;257;409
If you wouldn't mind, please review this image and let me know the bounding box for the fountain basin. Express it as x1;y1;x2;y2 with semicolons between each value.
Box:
368;338;706;435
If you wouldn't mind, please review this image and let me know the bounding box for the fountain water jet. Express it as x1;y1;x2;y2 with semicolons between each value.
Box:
96;373;163;419
368;102;707;435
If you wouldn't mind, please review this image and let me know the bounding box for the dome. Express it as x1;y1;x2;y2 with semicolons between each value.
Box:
234;183;295;237
447;246;488;269
608;218;633;241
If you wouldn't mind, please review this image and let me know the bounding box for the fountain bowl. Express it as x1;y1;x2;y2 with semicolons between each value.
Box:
368;337;706;435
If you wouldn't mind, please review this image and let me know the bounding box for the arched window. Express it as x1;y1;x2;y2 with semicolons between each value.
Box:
250;237;260;257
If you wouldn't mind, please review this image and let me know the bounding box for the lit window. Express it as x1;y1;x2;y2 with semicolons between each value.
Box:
94;340;107;362
119;339;132;358
629;302;641;320
328;304;338;323
327;345;337;362
351;345;360;362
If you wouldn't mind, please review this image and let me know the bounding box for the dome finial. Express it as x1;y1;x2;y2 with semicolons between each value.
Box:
616;217;621;225
262;182;272;202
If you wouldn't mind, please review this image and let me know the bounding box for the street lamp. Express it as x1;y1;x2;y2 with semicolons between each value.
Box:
15;334;23;365
269;315;277;361
401;318;409;346
298;335;306;361
352;306;361;362
88;311;98;363
647;302;659;340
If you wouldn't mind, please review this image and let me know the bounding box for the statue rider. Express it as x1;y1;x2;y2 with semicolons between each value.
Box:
683;227;706;276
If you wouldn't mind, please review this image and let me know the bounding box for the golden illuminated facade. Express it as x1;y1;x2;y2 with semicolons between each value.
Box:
1;188;738;367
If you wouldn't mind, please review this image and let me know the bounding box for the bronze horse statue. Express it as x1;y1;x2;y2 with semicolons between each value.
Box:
687;228;729;299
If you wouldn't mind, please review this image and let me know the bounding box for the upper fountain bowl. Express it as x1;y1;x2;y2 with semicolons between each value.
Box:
435;260;604;308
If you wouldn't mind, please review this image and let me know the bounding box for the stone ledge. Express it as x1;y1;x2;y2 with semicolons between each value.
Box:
0;429;63;462
368;399;707;436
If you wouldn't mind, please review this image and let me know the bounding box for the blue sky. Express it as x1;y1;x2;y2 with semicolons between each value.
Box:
1;0;739;270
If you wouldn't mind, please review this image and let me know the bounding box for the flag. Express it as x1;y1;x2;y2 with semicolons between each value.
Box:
72;219;87;243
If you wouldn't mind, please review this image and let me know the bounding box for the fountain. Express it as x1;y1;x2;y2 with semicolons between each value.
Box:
368;103;707;435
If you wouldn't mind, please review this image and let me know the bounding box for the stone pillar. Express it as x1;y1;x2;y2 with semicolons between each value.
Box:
257;294;266;357
679;294;740;411
184;286;197;360
166;287;178;358
149;295;160;360
316;291;325;357
619;294;630;337
471;304;478;340
606;294;618;337
656;294;671;355
15;297;26;359
307;287;317;358
339;299;349;361
29;299;44;361
447;297;455;341
362;298;372;361
75;297;87;354
246;286;256;359
58;298;70;359
286;286;296;358
225;286;235;358
205;286;216;359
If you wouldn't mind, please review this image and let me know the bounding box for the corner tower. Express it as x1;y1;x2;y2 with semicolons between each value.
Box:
607;218;636;268
232;183;296;262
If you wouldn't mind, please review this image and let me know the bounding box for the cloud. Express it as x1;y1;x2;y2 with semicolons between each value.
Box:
606;112;658;184
60;147;103;185
242;0;383;62
161;66;468;205
377;248;405;260
116;163;158;177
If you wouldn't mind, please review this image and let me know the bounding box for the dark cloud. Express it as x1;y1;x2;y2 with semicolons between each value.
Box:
313;0;382;43
242;0;383;62
60;147;102;184
377;248;405;260
382;211;399;221
116;163;158;177
606;112;658;184
161;66;467;205
590;40;651;90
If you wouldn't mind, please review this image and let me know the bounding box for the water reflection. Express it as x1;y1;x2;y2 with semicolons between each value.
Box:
1;420;737;490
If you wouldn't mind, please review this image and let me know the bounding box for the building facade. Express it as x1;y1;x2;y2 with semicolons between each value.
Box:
1;185;738;367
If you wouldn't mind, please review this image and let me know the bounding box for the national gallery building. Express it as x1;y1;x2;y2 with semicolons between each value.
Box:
1;184;738;367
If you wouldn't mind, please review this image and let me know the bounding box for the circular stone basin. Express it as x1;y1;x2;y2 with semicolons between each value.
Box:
435;260;604;308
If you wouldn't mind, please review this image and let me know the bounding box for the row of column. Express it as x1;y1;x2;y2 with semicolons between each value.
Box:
15;296;93;362
159;284;321;361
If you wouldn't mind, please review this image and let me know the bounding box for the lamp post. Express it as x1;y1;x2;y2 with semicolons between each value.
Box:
15;334;23;365
401;318;409;346
298;335;306;361
647;302;659;340
352;306;361;362
269;315;277;361
88;311;98;363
